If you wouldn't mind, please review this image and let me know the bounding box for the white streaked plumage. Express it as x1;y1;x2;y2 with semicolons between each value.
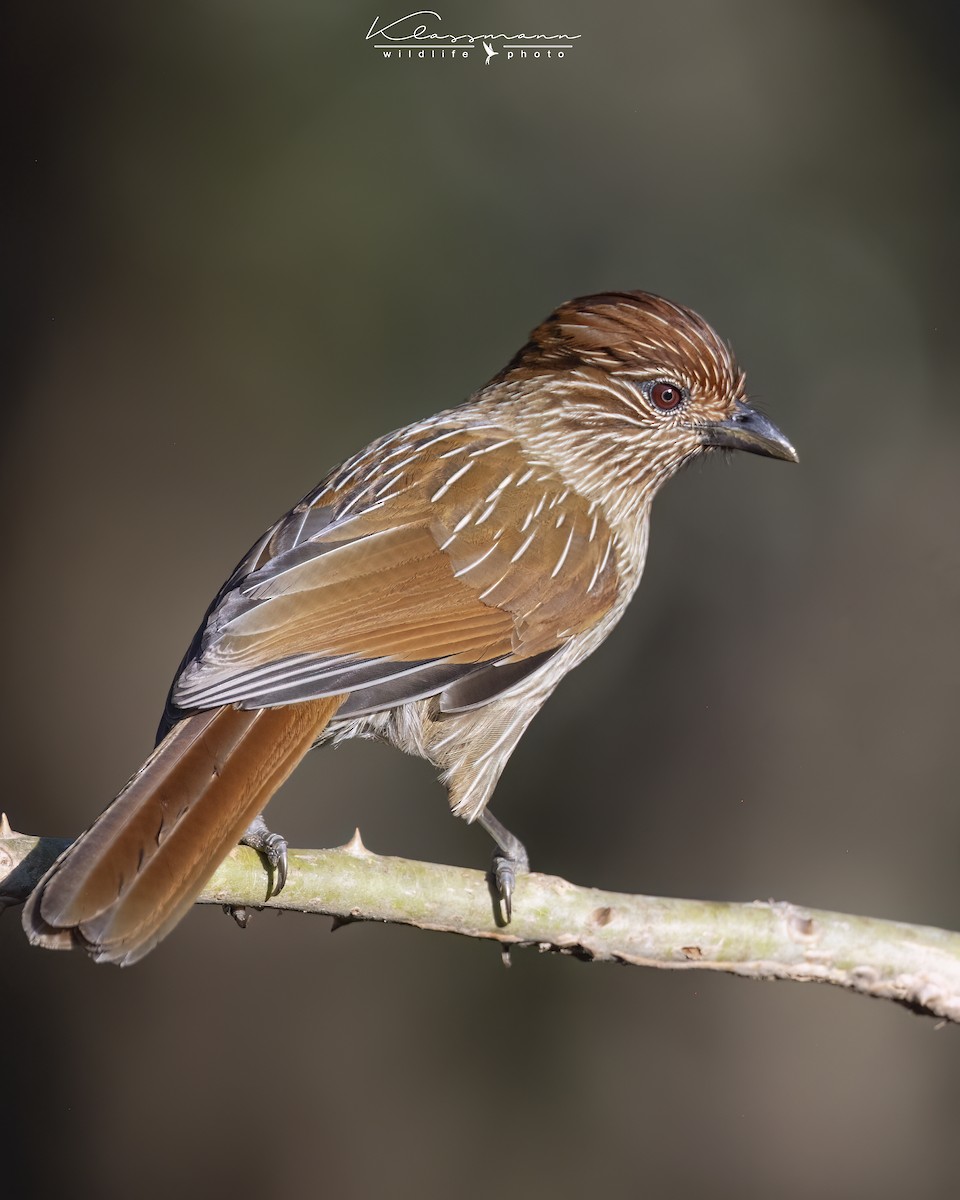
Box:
430;459;475;502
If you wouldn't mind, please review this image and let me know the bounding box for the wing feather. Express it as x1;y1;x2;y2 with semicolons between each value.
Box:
170;424;619;718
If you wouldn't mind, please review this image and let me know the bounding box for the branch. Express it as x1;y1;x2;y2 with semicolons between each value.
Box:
3;816;959;1023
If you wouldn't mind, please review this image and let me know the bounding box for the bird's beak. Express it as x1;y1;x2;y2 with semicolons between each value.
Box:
701;400;798;463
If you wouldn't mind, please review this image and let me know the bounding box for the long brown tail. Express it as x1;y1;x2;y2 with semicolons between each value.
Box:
22;697;343;965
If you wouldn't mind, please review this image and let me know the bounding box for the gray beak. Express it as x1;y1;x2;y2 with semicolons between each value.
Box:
700;400;798;463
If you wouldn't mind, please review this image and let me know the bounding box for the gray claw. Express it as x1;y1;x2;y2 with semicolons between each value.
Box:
493;854;516;924
275;842;288;895
263;833;288;898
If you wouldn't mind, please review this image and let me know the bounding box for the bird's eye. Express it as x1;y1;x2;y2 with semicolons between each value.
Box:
648;381;684;411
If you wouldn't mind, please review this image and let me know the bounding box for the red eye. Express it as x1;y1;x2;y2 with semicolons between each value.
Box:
650;381;684;411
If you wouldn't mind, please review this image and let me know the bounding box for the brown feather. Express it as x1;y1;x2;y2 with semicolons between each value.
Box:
23;697;343;964
173;430;619;712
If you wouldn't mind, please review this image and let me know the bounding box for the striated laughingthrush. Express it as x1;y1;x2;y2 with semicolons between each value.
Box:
23;290;797;964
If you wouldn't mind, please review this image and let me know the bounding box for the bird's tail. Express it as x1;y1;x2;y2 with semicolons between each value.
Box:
22;697;344;965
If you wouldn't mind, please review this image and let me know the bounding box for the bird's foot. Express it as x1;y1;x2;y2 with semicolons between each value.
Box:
240;814;289;898
491;850;528;923
478;809;529;926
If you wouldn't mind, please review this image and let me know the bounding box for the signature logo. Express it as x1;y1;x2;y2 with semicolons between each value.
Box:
366;10;581;62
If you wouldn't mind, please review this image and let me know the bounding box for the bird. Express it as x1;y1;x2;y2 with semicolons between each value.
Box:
23;290;797;964
482;40;498;65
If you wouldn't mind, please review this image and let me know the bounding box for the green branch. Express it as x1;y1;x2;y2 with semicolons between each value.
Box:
3;817;959;1022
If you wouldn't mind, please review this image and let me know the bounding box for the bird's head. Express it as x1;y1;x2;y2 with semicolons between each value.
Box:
497;291;796;515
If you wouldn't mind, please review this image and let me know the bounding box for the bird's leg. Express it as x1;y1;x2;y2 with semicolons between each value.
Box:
477;809;529;925
240;813;288;899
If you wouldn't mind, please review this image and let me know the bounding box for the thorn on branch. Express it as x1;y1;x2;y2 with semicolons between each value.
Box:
341;828;370;857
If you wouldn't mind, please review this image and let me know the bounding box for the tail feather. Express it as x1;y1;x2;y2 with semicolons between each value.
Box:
23;697;343;964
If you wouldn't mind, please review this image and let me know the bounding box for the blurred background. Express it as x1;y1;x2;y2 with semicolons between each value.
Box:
2;3;959;1197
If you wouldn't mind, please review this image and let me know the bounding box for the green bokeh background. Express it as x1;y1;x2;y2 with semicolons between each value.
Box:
3;4;959;1198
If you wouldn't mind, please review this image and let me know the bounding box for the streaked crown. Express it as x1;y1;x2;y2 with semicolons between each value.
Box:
503;291;745;416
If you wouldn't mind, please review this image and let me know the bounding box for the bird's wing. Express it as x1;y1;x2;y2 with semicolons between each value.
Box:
171;422;620;718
